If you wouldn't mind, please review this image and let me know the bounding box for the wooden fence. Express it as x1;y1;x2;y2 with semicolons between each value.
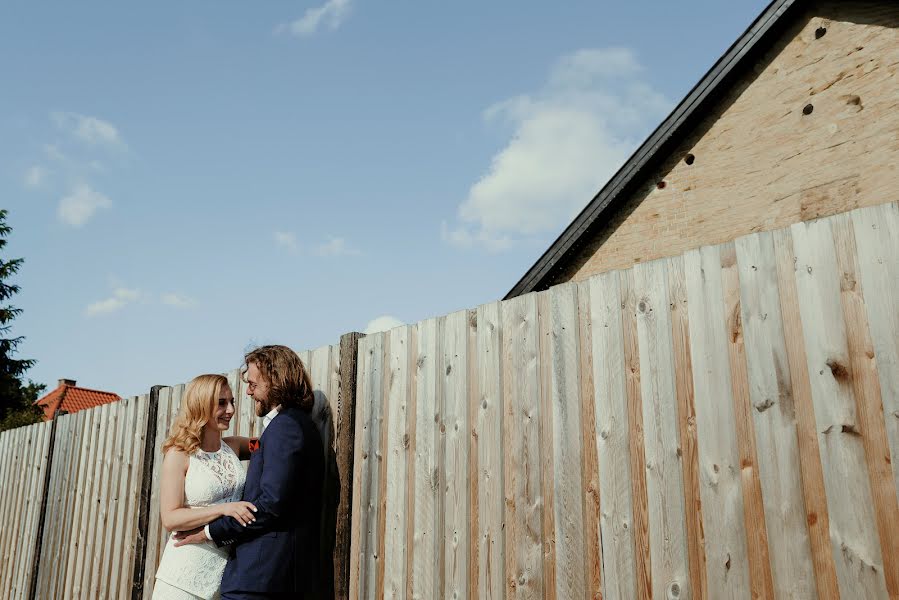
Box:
348;202;899;599
1;202;897;599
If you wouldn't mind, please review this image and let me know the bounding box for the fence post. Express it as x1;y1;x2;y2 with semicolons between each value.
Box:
131;385;164;600
27;410;61;600
335;332;363;599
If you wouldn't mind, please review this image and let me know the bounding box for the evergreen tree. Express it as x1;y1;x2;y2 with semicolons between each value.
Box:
0;209;44;431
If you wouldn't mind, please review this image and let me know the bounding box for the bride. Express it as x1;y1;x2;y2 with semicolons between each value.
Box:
152;374;256;600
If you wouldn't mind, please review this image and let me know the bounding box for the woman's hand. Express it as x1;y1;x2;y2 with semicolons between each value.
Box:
219;501;258;526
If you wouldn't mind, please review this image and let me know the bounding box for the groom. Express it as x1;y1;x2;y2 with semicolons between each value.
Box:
174;345;325;599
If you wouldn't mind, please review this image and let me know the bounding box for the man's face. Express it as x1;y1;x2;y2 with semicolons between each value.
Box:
246;362;274;417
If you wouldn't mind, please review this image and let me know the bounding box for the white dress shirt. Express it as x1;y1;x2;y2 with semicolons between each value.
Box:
204;406;281;541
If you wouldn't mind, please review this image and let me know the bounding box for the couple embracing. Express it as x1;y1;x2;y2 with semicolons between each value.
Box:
152;345;324;600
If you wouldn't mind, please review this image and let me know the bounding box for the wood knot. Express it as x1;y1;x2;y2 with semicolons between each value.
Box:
445;364;452;376
638;300;647;313
840;272;857;291
826;359;850;381
840;424;861;436
802;103;814;115
667;581;682;599
807;512;818;526
402;433;410;449
755;398;775;413
815;26;826;39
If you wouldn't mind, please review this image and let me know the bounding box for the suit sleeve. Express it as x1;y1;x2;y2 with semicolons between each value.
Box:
207;418;306;547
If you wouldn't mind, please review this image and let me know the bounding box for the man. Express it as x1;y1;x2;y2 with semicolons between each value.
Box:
174;345;325;599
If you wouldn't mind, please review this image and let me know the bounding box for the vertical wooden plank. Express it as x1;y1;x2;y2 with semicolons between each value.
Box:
545;283;587;600
70;406;102;598
588;270;637;600
77;405;110;598
851;203;899;504
684;245;750;597
310;347;334;457
476;301;504;600
36;414;72;598
2;427;26;597
0;430;14;566
53;411;87;599
772;228;841;598
576;279;602;600
63;407;97;600
720;242;776;600
443;310;470;600
3;427;27;598
336;333;362;600
502;293;544;599
666;255;708;600
411;318;440;600
536;290;559;599
143;387;173;598
350;334;386;600
383;326;411;599
0;427;22;595
230;369;244;437
108;396;139;600
404;329;419;600
18;422;49;598
90;403;121;598
831;212;899;598
633;259;691;600
466;309;480;600
99;399;133;598
790;217;888;598
734;231;817;598
8;425;33;598
123;395;150;600
620;269;652;600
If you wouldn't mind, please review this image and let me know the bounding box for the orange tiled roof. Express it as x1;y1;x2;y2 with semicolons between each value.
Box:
34;382;121;420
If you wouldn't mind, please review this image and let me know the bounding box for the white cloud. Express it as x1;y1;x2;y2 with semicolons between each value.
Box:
314;236;360;257
161;293;198;309
52;111;124;148
447;47;670;250
274;231;299;254
86;288;140;317
24;166;48;189
363;315;404;334
276;0;352;37
58;184;111;227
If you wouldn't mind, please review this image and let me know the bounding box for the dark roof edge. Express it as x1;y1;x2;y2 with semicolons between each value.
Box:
505;0;801;299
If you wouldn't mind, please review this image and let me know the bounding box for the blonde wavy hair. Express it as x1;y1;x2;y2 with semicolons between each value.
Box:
162;374;229;455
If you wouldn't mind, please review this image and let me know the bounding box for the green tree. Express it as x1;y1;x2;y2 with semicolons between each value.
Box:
0;209;44;432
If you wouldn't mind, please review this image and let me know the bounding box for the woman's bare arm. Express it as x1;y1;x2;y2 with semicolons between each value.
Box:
159;449;255;531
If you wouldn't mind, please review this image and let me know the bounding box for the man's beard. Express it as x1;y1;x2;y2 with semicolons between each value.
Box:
255;396;277;417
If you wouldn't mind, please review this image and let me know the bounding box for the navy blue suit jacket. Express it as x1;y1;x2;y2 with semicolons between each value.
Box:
208;406;324;597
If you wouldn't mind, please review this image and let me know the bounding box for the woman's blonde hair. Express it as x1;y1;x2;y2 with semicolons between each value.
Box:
162;374;229;454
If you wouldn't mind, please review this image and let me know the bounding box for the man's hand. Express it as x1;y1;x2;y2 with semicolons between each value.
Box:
172;526;207;547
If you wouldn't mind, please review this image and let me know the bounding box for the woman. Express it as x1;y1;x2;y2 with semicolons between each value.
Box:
152;374;256;600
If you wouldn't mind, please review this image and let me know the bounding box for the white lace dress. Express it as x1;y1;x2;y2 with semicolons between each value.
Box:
152;442;246;600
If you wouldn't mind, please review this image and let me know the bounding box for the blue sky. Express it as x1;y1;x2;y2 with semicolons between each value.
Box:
3;0;771;397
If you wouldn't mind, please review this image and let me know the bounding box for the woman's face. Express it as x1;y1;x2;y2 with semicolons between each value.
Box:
211;384;235;431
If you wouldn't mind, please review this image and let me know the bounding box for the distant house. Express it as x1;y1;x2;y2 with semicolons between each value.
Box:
34;379;121;420
507;0;899;298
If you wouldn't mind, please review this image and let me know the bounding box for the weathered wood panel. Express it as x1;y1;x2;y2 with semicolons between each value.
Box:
791;216;888;597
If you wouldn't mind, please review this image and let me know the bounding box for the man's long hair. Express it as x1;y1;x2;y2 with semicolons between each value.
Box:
243;345;315;412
